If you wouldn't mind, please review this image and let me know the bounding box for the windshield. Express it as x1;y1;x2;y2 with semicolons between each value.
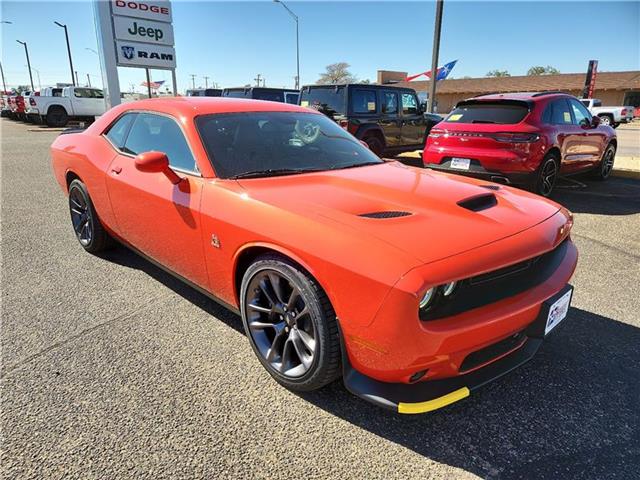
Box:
446;102;529;124
195;111;383;179
300;86;346;117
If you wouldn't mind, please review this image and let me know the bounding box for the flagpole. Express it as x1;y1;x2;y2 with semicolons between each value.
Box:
145;68;152;98
428;0;444;113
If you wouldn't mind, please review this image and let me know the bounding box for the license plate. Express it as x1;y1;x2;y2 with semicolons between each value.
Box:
545;288;572;335
450;158;471;170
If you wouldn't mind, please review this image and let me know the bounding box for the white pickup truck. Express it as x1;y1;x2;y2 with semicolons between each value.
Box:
27;86;107;127
579;98;634;128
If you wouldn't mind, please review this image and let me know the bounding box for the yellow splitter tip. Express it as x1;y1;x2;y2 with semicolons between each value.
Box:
397;387;470;414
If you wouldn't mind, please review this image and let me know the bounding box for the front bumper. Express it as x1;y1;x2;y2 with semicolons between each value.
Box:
343;284;572;413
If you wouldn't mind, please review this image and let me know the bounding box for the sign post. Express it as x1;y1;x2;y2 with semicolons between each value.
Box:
93;0;176;109
582;60;598;99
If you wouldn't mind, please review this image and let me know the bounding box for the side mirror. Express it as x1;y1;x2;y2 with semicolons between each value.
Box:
135;151;181;184
590;116;601;128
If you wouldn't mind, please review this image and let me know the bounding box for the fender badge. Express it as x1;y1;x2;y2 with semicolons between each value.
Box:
211;234;220;248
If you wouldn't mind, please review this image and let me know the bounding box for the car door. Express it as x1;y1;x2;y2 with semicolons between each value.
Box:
104;112;209;288
400;92;424;146
72;88;105;116
548;98;586;173
379;90;401;147
568;98;606;169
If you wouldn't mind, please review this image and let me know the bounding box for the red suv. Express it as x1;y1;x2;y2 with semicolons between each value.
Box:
422;92;617;196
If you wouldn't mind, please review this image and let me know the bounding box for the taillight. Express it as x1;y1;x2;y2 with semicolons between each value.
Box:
491;132;539;143
428;129;444;138
621;109;627;116
29;98;36;106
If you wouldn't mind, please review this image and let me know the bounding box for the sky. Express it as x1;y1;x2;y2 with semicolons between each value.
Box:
1;0;639;93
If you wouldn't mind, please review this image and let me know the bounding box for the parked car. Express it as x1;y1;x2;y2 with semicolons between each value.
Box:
8;94;26;121
222;87;299;104
29;86;106;127
423;92;617;196
51;97;577;414
1;94;11;117
579;98;634;127
186;88;223;97
25;87;62;123
299;83;442;159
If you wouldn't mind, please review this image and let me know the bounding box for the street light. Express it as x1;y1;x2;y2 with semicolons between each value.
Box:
16;40;35;91
428;0;444;113
29;66;42;90
54;21;76;86
273;0;300;89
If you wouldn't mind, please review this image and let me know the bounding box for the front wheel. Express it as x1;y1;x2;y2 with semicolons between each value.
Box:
240;255;341;392
68;179;112;253
363;135;384;157
598;115;613;127
592;144;616;180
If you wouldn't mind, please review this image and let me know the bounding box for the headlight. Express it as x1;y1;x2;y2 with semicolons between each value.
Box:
442;281;457;297
419;288;436;309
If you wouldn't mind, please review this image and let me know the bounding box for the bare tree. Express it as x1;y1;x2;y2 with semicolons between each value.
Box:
317;62;357;84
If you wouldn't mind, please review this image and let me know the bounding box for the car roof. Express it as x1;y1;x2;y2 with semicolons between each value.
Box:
470;91;571;101
302;83;414;91
118;97;318;117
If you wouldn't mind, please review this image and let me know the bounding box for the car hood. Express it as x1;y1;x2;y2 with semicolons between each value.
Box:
237;162;560;265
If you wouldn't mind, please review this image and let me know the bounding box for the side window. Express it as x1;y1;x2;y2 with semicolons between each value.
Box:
569;99;591;125
124;113;197;172
352;89;377;114
547;99;573;125
105;113;136;149
74;88;91;98
401;93;418;114
382;91;398;114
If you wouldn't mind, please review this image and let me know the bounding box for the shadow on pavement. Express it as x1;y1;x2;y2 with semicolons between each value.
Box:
98;244;640;479
552;176;640;216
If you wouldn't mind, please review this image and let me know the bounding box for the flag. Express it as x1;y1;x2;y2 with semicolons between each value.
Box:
141;80;165;90
405;60;457;82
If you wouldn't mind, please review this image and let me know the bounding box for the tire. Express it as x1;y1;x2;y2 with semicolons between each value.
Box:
46;106;68;128
362;135;384;157
240;254;341;392
532;153;559;197
592;143;616;181
68;179;112;253
598;114;613;127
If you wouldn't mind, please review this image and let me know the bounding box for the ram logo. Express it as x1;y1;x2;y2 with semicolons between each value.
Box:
121;46;135;60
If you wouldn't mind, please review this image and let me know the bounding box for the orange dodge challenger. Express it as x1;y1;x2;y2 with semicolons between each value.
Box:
51;98;577;414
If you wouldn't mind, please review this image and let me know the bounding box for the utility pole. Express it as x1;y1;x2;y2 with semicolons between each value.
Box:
87;73;91;87
75;70;79;86
189;74;196;89
0;61;7;94
428;0;444;113
203;76;209;88
16;41;35;92
54;21;76;86
254;73;262;87
273;0;300;89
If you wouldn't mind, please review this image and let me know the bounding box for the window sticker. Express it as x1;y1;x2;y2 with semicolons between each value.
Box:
563;111;571;123
448;114;462;121
367;102;376;111
300;100;309;107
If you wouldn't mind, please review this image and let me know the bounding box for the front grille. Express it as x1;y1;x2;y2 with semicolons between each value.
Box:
420;239;569;321
460;331;526;373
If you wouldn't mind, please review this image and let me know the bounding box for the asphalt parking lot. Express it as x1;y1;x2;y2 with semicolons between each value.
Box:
1;118;639;480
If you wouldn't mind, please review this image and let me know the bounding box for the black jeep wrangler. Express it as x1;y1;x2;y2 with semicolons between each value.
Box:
223;87;300;104
299;84;442;158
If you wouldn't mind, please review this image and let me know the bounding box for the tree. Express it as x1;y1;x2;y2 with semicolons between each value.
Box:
317;62;357;84
486;70;511;77
527;65;560;76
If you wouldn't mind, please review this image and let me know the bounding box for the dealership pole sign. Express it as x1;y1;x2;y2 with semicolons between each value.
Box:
93;0;177;107
582;60;598;99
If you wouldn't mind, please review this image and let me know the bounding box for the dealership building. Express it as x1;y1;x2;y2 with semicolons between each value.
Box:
377;70;640;113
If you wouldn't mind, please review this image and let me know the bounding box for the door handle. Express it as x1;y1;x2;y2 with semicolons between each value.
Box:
111;166;122;174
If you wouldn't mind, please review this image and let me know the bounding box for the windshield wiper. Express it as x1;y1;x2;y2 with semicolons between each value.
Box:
230;168;324;179
333;161;382;170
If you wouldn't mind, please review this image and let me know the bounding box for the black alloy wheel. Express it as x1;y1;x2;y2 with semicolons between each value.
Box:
240;255;341;391
535;155;559;197
67;179;111;253
594;144;616;180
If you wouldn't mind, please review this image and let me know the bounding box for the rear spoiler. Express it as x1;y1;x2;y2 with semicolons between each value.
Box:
455;98;533;109
59;127;86;135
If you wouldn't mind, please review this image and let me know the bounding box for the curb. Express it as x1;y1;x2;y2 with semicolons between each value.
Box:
611;168;640;180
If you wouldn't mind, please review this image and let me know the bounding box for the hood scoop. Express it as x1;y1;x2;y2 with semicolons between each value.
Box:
358;210;412;219
457;193;498;212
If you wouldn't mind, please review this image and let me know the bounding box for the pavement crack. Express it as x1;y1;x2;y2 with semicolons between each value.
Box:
572;232;640;261
0;295;167;380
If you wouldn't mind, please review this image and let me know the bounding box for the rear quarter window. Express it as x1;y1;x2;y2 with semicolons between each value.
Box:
299;87;346;117
446;102;529;124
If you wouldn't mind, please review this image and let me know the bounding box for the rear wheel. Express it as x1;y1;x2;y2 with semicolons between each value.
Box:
598;114;613;127
592;144;616;180
240;254;341;392
533;154;559;197
363;135;384;157
46;106;68;128
68;179;111;253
